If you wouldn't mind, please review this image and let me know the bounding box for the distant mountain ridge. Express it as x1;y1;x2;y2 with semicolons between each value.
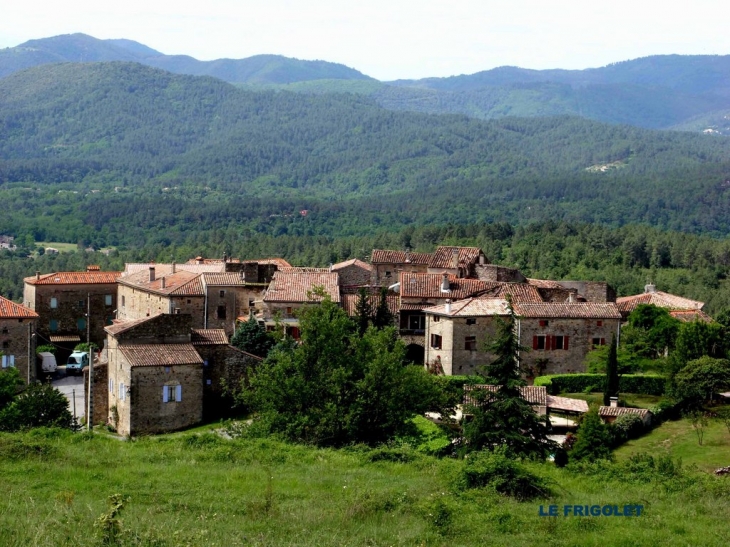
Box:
2;33;730;132
0;33;373;84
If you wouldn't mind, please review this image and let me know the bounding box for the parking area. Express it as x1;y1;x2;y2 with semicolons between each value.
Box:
52;367;86;420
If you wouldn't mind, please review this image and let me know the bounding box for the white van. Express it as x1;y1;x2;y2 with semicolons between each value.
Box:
38;352;57;374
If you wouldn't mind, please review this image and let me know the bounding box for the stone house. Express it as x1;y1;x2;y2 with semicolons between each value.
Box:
0;295;38;383
331;259;372;288
261;270;340;338
23;268;120;351
202;273;267;336
599;398;653;427
616;284;707;321
102;314;261;435
370;249;433;286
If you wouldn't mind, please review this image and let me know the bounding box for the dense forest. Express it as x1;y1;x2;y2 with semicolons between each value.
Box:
1;62;730;251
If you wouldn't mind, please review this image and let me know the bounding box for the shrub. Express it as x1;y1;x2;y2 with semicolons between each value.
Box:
534;374;666;395
611;413;645;445
570;409;612;462
649;399;680;423
456;448;552;500
0;383;74;432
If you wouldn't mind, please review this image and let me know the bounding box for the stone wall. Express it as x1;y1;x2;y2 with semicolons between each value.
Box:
335;264;371;287
205;285;266;336
26;283;116;346
518;317;620;375
196;345;261;420
473;265;526;283
83;362;108;426
117;284;171;323
371;263;428;286
114;314;192;344
424;315;499;375
0;317;37;383
558;282;616;303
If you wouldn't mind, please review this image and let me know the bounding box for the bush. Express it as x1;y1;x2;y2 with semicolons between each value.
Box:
534;374;666;396
570;409;612;462
456;448;552;500
0;383;74;432
649;399;680;423
611;413;645;445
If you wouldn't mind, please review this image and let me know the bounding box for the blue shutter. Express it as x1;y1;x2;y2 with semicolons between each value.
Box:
162;386;169;403
175;385;182;402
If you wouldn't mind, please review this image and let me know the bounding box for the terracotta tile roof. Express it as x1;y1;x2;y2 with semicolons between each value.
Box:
527;278;566;289
331;258;373;271
400;272;493;300
669;309;714;323
429;246;483;269
185;257;241;265
340;293;400;317
599;406;651;419
616;291;704;315
424;297;511;317
371;249;433;265
122;263;225;276
105;316;157;335
119;343;203;367
481;283;544;303
512;302;622;319
201;272;249;286
249;258;292;268
24;271;120;285
264;271;340;303
0;295;38;318
49;334;81;342
463;384;547;407
546;395;589;413
191;329;229;345
279;267;331;273
118;269;205;297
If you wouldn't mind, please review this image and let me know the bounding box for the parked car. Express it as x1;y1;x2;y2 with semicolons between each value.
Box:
66;351;89;375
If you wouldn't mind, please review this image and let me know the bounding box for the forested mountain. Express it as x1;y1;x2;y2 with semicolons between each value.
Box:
1;62;730;251
2;34;730;132
0;33;372;84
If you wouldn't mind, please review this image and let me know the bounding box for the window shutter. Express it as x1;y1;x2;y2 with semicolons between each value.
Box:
532;336;538;350
175;385;182;402
162;386;169;403
1;355;6;368
119;383;125;401
600;338;606;346
564;336;569;350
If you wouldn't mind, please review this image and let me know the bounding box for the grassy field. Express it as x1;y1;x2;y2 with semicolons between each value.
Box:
614;411;730;472
0;426;729;546
36;242;80;253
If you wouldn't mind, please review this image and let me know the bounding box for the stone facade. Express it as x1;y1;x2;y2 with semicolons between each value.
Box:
0;316;38;383
424;315;500;375
204;284;267;336
84;362;108;426
331;259;372;287
117;284;206;328
24;274;118;348
558;281;616;303
517;317;620;376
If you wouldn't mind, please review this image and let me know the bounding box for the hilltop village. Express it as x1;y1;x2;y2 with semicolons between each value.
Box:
1;246;708;435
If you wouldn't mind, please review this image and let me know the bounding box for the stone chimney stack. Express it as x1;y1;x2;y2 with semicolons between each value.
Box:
451;248;460;269
568;292;576;303
445;299;451;314
479;253;486;265
610;397;618;408
171;262;176;274
161;277;166;289
35;271;40;280
149;266;155;283
645;283;656;294
441;273;450;292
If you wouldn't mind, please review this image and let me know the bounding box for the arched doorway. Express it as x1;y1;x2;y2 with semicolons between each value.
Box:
405;343;425;365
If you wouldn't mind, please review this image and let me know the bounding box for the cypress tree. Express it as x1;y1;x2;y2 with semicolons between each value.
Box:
604;335;619;406
354;287;372;336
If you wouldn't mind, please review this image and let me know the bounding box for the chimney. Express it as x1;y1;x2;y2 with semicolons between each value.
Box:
171;262;176;274
609;397;618;408
441;273;450;292
644;283;656;294
451;248;460;269
568;292;576;303
479;253;486;265
161;277;166;289
445;299;451;313
223;252;228;263
405;248;411;263
149;266;155;283
35;271;40;280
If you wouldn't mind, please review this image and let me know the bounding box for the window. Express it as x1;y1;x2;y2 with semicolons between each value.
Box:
219;290;225;298
385;271;391;277
77;318;87;331
162;385;182;403
1;327;9;334
121;295;126;308
49;319;58;332
430;334;442;349
187;299;191;304
408;315;425;331
1;355;15;368
286;307;293;316
596;321;603;327
119;382;126;401
464;336;477;351
554;335;565;350
217;305;227;320
50;297;58;309
466;318;476;325
109;378;114;393
248;299;255;308
433;315;440;322
78;300;85;309
2;341;9;349
592;337;606;348
533;335;569;350
105;294;113;306
164;366;171;373
106;316;114;326
539;320;549;327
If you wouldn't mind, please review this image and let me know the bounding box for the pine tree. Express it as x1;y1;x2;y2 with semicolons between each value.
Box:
463;299;556;459
231;319;274;358
373;287;393;329
604;335;619;406
570;408;612;462
354;287;372;336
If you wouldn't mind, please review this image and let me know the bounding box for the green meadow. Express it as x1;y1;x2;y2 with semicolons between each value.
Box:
1;424;729;547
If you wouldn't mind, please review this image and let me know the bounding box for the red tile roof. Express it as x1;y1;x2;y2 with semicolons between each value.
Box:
25;271;120;285
279;267;331;273
105;316;158;335
119;344;203;367
264;271;340;303
527;278;566;289
512;302;621;319
463;384;547;407
0;295;38;318
123;263;225;276
429;246;483;269
191;329;229;345
669;309;714;323
481;283;545;303
400;272;493;300
424;297;510;317
202;272;250;286
616;291;704;315
331;258;372;271
249;258;292;268
546;395;589;413
371;250;433;265
340;293;400;317
599;406;651;419
118;269;205;297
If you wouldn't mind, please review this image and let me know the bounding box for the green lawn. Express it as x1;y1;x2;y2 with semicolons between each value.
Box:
615;414;730;472
562;393;666;408
36;241;80;253
0;427;729;546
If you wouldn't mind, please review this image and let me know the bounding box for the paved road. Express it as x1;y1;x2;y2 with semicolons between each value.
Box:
52;367;86;420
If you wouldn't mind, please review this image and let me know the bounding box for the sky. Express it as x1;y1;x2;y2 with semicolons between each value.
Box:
1;0;728;81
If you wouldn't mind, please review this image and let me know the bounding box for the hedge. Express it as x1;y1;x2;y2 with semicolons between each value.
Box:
534;374;666;396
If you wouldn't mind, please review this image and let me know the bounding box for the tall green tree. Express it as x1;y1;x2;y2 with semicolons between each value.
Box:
673;356;730;407
354;287;372;336
372;287;394;329
604;335;619;406
463;301;555;459
231;319;274;358
570;408;612;462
